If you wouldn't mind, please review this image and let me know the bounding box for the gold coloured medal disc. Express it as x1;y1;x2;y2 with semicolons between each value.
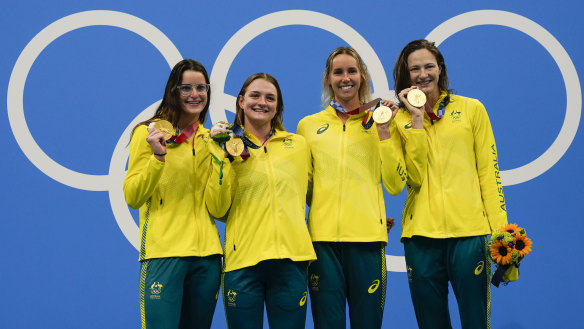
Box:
153;120;175;140
373;106;393;124
407;89;427;108
226;137;244;156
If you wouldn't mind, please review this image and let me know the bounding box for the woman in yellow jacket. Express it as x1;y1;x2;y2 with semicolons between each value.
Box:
296;47;426;329
208;73;316;329
393;39;508;329
124;59;230;329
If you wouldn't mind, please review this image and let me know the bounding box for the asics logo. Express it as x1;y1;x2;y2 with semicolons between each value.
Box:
317;123;329;134
474;261;484;275
368;279;380;293
299;291;307;306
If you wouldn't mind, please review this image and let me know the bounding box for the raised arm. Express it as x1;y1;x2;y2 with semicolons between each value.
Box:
123;125;165;209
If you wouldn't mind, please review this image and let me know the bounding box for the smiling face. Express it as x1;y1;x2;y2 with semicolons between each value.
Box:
328;54;362;106
178;70;208;123
407;48;442;101
238;78;278;129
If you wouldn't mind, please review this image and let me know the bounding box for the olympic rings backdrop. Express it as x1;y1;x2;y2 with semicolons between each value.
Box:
2;0;583;328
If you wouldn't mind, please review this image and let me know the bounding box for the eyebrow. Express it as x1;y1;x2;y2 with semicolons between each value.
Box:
249;91;276;96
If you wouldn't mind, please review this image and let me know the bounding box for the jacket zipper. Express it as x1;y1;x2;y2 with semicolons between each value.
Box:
265;143;281;259
430;118;448;237
337;123;346;241
191;137;202;249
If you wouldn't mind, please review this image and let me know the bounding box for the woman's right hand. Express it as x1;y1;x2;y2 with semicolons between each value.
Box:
398;86;425;129
210;122;232;149
146;128;167;161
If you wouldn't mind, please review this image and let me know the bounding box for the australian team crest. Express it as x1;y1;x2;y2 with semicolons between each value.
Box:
450;109;462;122
226;289;237;307
150;282;163;299
309;274;320;291
283;137;294;149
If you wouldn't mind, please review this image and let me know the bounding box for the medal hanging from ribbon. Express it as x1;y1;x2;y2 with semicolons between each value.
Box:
230;124;275;161
329;98;381;129
148;120;198;145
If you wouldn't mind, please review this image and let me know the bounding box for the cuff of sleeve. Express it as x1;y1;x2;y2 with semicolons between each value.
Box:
408;128;426;136
379;138;393;145
149;155;166;168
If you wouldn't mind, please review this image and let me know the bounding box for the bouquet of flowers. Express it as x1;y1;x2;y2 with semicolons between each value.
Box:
489;223;533;287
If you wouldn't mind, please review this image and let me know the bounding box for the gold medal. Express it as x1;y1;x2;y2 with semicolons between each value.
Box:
150;120;175;141
407;89;426;108
372;106;393;124
225;137;244;156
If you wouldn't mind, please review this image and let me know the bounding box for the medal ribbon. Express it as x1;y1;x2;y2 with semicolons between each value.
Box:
423;96;449;121
329;98;381;129
168;121;199;144
230;124;275;161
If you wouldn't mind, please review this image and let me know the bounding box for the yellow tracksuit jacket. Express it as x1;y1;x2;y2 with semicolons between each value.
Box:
393;92;508;239
297;106;427;243
124;124;228;261
207;129;316;272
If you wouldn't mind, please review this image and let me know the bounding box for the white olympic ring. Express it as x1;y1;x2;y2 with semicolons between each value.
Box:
7;9;580;272
426;10;581;186
7;10;182;249
208;10;391;122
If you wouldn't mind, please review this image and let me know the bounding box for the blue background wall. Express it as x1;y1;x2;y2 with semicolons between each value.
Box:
2;1;582;328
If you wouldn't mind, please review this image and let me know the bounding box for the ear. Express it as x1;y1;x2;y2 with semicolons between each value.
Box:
324;73;331;88
237;95;244;109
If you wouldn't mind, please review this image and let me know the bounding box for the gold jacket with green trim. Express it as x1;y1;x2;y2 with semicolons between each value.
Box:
124;124;229;261
297;106;427;244
393;92;508;240
207;129;316;273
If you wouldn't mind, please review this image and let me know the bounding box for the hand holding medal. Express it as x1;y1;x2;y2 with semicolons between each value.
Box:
210;121;244;157
373;99;399;125
371;99;398;141
398;87;426;113
147;120;174;158
406;89;426;108
148;120;174;141
398;87;426;128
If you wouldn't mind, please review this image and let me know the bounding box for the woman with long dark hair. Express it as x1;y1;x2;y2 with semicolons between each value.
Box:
124;59;228;329
393;39;508;329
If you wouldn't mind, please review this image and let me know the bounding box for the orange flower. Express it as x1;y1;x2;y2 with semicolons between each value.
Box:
490;240;513;265
500;223;521;237
514;235;533;257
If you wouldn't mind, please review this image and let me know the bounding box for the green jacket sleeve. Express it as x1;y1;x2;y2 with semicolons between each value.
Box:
204;139;234;220
123;125;165;209
472;100;508;233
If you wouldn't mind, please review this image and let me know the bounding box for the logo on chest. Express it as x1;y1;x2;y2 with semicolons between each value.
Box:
283;137;294;149
450;109;462;122
316;123;329;134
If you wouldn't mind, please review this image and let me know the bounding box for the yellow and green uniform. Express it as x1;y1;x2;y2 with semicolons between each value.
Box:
393;92;509;329
297;106;427;329
208;128;316;329
393;92;508;239
124;123;228;329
